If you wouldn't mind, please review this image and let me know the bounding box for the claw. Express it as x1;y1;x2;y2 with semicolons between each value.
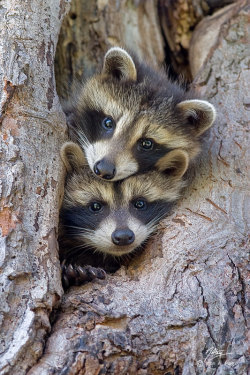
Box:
76;266;88;281
61;262;106;288
87;267;98;280
65;264;75;278
97;268;106;280
62;273;70;289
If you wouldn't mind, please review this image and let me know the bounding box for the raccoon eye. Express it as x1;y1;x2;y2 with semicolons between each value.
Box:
134;199;147;210
138;138;154;150
89;202;103;212
102;117;114;130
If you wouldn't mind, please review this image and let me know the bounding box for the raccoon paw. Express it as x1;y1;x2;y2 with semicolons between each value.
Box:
62;263;106;289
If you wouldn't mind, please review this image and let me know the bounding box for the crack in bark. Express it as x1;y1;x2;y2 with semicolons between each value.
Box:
227;254;247;326
194;276;219;348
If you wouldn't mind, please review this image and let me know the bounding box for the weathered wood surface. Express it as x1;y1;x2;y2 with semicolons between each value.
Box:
55;0;165;97
189;2;241;78
0;1;70;374
28;1;249;374
158;0;236;80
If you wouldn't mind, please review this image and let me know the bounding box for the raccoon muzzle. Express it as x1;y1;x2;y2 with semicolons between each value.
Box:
111;228;135;246
94;158;116;180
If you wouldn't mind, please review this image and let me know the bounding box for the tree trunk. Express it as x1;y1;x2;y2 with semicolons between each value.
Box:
0;1;69;374
55;0;165;97
158;0;236;80
1;0;249;374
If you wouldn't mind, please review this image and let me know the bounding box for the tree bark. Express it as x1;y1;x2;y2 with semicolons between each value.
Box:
55;0;165;97
158;0;236;80
29;1;249;375
0;1;69;374
1;0;249;374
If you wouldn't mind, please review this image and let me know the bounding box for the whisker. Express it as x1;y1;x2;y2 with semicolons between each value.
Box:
65;244;92;258
77;131;90;148
61;225;95;236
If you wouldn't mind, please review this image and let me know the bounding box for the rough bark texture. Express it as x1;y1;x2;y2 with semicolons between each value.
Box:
158;0;235;80
28;1;249;375
55;0;165;97
189;2;241;78
0;1;70;374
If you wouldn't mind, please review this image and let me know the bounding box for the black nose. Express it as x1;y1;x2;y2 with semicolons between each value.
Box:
111;229;135;246
94;159;116;180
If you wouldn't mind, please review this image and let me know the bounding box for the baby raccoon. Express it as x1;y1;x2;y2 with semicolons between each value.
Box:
59;142;188;287
64;46;216;181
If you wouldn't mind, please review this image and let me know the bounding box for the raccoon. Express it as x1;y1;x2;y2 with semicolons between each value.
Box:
59;142;188;287
64;46;216;181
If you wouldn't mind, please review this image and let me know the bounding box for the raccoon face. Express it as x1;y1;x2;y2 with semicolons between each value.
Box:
59;142;187;258
67;47;216;181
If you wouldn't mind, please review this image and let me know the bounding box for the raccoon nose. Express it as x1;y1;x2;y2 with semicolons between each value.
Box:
111;229;135;246
94;159;116;180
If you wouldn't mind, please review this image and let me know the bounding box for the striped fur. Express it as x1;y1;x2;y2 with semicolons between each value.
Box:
64;47;216;181
59;142;186;268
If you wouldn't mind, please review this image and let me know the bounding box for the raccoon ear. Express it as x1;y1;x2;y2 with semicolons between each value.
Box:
156;150;189;178
176;100;216;136
102;47;137;81
60;142;86;172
